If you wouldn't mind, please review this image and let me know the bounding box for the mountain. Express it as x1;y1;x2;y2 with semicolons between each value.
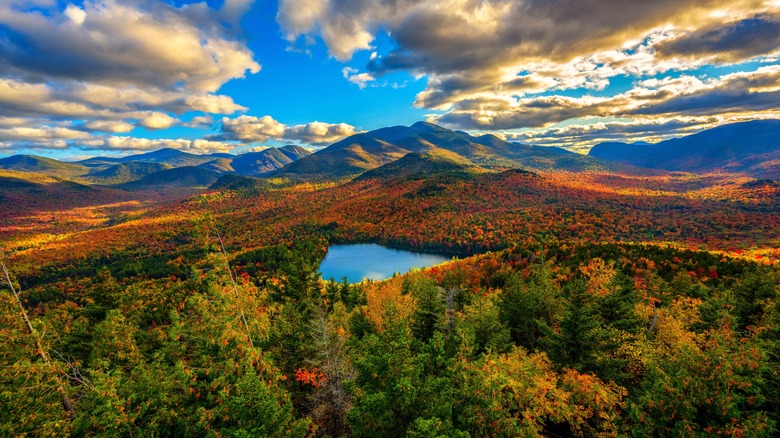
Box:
209;174;262;191
198;158;235;173
78;156;123;168
87;161;172;183
113;148;221;167
278;145;311;161
230;146;311;176
76;149;228;168
117;166;221;190
273;122;607;181
0;155;88;178
588;120;780;178
356;149;481;181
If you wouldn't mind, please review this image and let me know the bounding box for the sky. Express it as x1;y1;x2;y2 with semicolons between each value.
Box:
1;0;779;160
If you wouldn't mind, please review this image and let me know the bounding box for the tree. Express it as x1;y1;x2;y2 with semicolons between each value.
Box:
499;263;561;350
1;257;75;431
458;293;511;356
543;279;605;373
406;275;446;342
454;347;624;437
348;304;464;437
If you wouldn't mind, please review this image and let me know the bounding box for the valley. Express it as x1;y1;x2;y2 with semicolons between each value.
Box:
2;121;780;436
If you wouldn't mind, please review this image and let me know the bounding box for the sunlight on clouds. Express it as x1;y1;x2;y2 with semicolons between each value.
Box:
83;120;135;133
0;0;260;153
64;4;86;26
342;67;376;89
278;0;780;145
212;115;359;145
138;113;177;130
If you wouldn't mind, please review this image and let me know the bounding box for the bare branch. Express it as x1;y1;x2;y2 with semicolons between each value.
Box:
1;256;76;419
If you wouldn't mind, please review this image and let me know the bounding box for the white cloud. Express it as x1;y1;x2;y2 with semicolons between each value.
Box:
212;115;359;145
0;0;259;154
83;120;135;133
278;0;780;134
64;4;87;26
342;67;376;89
0;126;91;142
0;0;260;93
138;113;178;130
432;66;780;130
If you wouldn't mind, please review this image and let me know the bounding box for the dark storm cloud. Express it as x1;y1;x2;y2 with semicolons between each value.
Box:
657;13;780;62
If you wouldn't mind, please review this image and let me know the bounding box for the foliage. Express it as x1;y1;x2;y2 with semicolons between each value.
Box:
3;166;780;436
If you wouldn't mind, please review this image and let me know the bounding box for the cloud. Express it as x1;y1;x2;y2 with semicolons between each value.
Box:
0;125;91;142
0;0;258;151
278;0;780;134
214;115;287;143
279;0;774;69
212;115;359;145
0;113;356;156
503;117;720;152
656;13;780;63
0;0;260;93
83;120;135;133
342;67;376;89
284;121;358;144
5;135;237;154
431;66;780;130
138;113;178;130
91;136;237;154
184;115;214;128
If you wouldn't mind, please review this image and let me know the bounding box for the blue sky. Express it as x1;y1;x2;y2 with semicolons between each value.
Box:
1;0;779;159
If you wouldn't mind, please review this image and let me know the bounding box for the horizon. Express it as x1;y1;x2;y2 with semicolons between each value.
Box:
7;118;767;163
1;1;779;160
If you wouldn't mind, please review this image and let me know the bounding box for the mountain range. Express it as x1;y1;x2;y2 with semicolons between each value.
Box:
1;120;779;190
0;144;312;187
273;121;611;181
588;120;780;179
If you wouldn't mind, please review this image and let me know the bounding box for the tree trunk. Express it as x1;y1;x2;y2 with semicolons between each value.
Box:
1;258;76;419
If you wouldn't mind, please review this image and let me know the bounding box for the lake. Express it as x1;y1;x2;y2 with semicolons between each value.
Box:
319;243;451;283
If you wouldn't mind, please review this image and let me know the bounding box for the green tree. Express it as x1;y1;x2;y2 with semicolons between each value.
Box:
406;275;446;342
499;263;561;350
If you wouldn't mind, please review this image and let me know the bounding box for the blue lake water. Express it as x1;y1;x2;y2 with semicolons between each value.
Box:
319;243;451;283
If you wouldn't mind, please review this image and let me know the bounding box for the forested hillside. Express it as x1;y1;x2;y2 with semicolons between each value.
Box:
2;237;778;436
2;162;779;436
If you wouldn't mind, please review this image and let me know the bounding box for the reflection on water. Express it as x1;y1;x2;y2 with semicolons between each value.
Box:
319;243;450;283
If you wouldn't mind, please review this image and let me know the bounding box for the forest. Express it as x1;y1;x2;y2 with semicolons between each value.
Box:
2;168;779;437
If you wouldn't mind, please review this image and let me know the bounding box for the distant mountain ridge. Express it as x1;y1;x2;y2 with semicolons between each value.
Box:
0;145;312;186
588;120;780;178
3;121;780;189
0;155;89;178
273;121;604;181
87;162;172;183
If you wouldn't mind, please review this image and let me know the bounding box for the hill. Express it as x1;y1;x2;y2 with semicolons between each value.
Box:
588;120;780;178
277;145;311;161
209;174;263;190
117;166;221;191
0;155;88;178
356;149;481;181
198;158;235;173
274;122;611;181
78;156;123;168
230;146;310;176
87;162;172;184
